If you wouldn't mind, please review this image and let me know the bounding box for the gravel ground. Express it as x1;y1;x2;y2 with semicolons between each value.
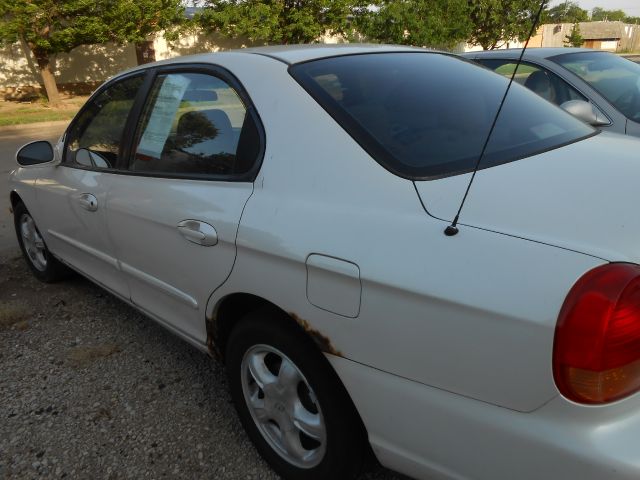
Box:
0;250;406;480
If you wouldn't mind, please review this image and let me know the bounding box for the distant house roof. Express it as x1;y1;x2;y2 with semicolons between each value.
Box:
579;21;625;40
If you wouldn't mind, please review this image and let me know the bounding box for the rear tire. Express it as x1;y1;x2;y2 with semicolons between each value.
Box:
14;201;70;283
225;306;365;479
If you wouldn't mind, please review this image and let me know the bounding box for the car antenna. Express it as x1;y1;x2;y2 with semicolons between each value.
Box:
444;0;548;237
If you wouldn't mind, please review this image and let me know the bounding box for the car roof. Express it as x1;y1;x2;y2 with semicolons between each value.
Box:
461;47;599;60
116;44;432;77
103;44;451;86
240;43;426;64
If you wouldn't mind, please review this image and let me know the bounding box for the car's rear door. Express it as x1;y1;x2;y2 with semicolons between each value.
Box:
37;73;148;298
105;65;264;342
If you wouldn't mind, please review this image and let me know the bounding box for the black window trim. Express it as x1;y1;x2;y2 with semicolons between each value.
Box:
62;63;266;183
289;51;599;181
62;70;152;172
125;63;266;182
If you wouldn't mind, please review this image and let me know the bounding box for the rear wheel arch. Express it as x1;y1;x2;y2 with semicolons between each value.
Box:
10;191;22;210
209;293;371;445
211;294;334;362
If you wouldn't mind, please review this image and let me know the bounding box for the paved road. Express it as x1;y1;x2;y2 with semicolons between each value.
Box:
0;121;68;253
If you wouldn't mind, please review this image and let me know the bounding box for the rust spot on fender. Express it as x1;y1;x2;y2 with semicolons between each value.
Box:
205;314;222;360
289;312;343;357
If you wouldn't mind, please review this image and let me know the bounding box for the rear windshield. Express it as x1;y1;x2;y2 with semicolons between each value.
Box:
290;52;595;179
551;51;640;122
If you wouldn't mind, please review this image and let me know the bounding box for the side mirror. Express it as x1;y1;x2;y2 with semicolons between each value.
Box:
560;100;610;127
16;141;55;166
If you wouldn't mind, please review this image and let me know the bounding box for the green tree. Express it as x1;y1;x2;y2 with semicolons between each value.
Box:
564;22;583;47
354;0;471;49
591;7;626;22
0;0;116;105
544;1;588;23
197;0;360;44
105;0;186;65
467;0;543;50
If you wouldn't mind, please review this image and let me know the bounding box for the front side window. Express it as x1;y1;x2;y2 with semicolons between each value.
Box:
130;72;259;177
290;53;595;179
552;51;640;121
478;60;587;106
65;75;144;169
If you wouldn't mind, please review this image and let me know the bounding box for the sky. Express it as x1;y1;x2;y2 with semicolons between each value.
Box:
549;0;640;16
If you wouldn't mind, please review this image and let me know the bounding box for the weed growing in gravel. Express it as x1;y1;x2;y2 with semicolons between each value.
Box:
0;305;29;330
66;344;121;367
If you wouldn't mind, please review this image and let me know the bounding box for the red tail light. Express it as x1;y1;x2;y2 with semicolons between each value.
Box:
553;263;640;404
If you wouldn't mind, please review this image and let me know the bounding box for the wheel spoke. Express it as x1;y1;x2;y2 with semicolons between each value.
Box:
248;388;271;422
247;352;277;389
34;232;45;250
277;357;301;392
293;400;324;441
281;427;307;460
21;222;31;241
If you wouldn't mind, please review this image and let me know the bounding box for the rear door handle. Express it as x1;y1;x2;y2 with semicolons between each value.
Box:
77;193;98;212
177;220;218;246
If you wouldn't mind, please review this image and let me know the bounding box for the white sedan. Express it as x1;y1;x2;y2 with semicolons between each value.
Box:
8;45;640;480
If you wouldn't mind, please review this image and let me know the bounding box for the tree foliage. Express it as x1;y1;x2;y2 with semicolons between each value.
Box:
591;7;626;22
354;0;471;49
0;0;118;104
104;0;186;64
564;22;583;47
544;1;588;24
197;0;361;44
467;0;542;50
0;0;186;104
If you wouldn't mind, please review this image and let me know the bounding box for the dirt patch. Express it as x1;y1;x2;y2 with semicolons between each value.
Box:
0;305;29;330
66;344;121;368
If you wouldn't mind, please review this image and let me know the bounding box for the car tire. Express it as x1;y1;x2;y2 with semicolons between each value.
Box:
226;306;366;480
14;201;70;283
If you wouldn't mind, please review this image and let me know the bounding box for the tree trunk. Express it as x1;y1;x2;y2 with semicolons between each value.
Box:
34;53;61;106
135;41;156;65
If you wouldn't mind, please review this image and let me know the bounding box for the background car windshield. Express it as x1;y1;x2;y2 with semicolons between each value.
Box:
552;51;640;122
290;53;595;179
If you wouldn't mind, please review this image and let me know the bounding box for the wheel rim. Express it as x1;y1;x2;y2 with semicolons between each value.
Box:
20;213;47;271
240;344;327;469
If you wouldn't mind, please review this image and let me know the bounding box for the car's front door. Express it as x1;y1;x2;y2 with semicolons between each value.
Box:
106;68;264;342
38;74;146;298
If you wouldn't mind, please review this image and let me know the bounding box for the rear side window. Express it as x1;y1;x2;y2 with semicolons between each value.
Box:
551;51;640;122
477;60;587;106
65;75;144;169
290;53;595;179
130;72;260;178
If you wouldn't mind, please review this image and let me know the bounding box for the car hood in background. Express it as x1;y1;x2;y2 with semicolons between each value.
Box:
415;132;640;262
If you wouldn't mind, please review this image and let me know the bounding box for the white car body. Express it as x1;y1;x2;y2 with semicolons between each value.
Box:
8;45;640;479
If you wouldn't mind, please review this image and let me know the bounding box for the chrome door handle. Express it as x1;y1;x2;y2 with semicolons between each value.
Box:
177;220;218;246
77;193;98;212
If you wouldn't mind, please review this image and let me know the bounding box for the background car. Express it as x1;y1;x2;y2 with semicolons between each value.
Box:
463;47;640;136
8;45;640;480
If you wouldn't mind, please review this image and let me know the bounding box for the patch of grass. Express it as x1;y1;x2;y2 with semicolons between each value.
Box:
0;96;87;126
0;110;77;126
66;344;121;367
0;305;30;330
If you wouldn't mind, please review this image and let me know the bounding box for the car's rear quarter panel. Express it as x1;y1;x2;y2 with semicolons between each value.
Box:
207;54;605;413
